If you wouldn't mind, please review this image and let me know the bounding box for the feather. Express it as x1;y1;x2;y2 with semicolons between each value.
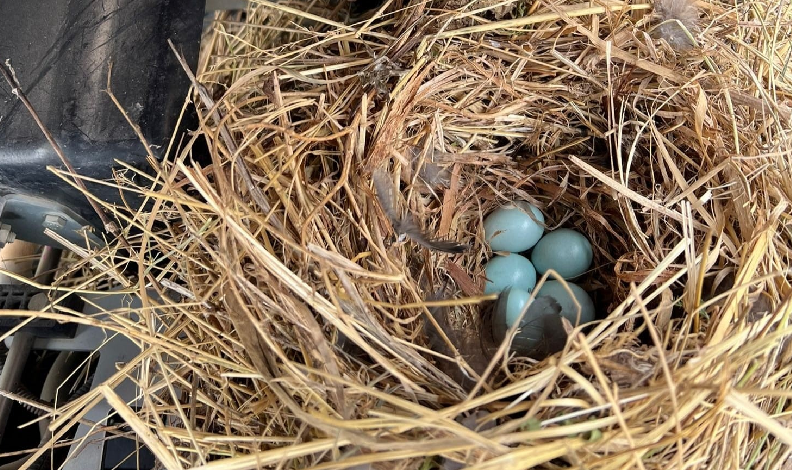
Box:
654;0;699;50
532;311;569;357
419;162;451;190
396;217;471;253
372;167;470;253
408;144;452;190
493;291;563;332
424;287;493;391
371;167;401;226
493;290;568;359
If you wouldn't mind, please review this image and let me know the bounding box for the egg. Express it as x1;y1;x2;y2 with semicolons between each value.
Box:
490;288;566;354
484;202;545;253
535;280;596;326
531;228;593;279
500;288;534;327
484;254;537;294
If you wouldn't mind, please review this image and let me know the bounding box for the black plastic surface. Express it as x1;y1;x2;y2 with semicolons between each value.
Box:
0;0;206;230
103;412;156;470
0;284;82;338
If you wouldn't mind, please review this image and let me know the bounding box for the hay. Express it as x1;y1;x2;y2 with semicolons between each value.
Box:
16;0;792;468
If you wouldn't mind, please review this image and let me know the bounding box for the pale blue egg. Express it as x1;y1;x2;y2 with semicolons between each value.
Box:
536;280;595;326
502;288;533;327
491;288;561;354
484;254;537;294
484;202;545;253
531;228;593;279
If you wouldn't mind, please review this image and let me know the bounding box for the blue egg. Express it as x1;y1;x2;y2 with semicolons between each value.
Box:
484;202;545;253
536;280;595;326
484;254;537;294
502;288;533;327
531;229;593;279
491;288;562;354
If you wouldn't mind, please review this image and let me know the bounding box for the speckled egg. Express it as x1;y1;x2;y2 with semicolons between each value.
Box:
484;254;537;294
531;228;593;279
484;202;545;253
536;280;596;326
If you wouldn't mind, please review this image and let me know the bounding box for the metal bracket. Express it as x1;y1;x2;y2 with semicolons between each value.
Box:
0;224;15;249
0;193;103;249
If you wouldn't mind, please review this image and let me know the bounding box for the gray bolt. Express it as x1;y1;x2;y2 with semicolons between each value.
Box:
43;214;67;230
0;224;15;245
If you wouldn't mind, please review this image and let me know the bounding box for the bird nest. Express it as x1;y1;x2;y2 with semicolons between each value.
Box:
22;0;792;468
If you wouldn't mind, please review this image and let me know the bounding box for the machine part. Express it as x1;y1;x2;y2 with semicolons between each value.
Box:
67;329;152;470
11;372;95;419
0;332;34;446
0;244;69;446
38;350;72;439
7;322;113;352
0;0;205;237
0;284;82;338
0;226;14;249
102;412;157;470
8;386;49;418
30;291;147;470
0;194;102;250
204;0;250;28
33;246;61;285
206;0;249;9
3;292;149;469
0;241;39;285
0;350;92;470
26;293;49;312
42;215;66;232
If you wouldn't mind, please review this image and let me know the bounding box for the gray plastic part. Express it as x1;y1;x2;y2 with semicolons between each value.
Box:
6;291;144;470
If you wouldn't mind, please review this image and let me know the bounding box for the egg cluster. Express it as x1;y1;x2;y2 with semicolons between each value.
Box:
483;202;596;355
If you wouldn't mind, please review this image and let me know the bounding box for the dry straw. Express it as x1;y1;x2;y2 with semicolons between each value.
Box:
7;0;792;467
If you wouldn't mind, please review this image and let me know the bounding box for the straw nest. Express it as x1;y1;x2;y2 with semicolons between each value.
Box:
25;0;792;468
